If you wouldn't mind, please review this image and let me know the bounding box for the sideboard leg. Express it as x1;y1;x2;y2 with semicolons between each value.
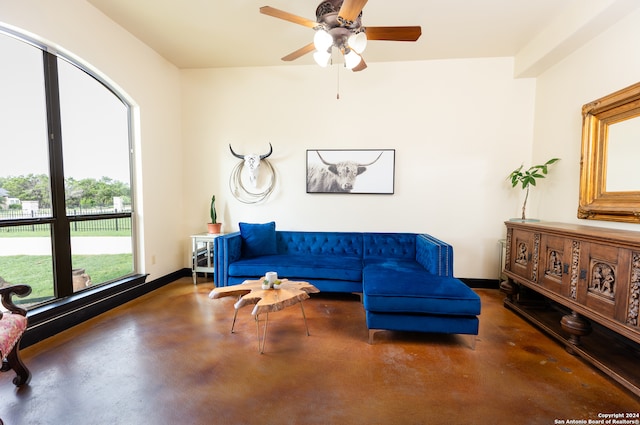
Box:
499;278;518;303
560;310;592;354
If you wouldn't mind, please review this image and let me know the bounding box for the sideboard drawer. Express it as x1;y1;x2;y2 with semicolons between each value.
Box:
508;228;537;282
578;242;632;324
538;234;573;297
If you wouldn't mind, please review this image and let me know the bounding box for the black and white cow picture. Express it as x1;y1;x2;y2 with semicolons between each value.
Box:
306;150;394;194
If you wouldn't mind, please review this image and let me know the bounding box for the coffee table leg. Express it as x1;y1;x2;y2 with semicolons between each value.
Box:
300;301;310;336
255;312;269;354
230;296;242;333
231;308;239;333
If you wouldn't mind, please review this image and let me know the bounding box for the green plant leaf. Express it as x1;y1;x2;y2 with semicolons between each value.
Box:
508;157;559;191
210;195;217;223
507;157;559;219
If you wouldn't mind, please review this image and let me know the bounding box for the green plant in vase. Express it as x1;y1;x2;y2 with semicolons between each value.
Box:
207;195;221;233
508;158;559;220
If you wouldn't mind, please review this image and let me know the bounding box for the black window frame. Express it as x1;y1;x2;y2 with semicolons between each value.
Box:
0;30;149;347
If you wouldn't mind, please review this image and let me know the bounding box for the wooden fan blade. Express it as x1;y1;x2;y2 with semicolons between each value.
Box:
338;0;368;22
260;6;318;28
352;57;367;72
366;26;422;42
281;43;316;62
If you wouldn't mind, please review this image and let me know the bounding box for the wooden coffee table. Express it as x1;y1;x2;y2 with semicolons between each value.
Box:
209;279;319;353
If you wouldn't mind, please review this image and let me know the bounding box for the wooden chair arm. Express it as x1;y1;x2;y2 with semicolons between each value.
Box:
0;284;32;317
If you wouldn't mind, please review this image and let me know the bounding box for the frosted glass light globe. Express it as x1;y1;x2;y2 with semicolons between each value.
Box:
348;32;367;54
313;49;331;67
313;29;333;51
344;50;362;69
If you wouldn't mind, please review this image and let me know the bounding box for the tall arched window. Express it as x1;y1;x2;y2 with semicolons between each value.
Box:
0;30;137;308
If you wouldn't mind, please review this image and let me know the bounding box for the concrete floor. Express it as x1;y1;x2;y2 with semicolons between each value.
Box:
1;278;638;425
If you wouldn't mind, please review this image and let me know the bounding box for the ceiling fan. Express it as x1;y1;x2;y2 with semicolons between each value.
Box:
260;0;422;72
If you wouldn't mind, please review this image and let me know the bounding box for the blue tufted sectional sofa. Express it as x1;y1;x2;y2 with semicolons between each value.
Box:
214;222;481;347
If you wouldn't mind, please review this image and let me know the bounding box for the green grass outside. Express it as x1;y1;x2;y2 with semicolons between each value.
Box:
1;219;133;306
1;254;133;300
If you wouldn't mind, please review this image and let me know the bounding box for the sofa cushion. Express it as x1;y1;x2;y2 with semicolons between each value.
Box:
366;311;479;335
363;258;425;271
363;265;481;316
277;231;363;257
239;222;277;258
228;254;362;282
363;233;415;260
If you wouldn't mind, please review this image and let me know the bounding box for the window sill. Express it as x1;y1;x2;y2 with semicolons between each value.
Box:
22;273;155;348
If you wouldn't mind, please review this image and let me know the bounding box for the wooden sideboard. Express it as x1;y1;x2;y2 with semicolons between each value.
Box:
500;221;640;396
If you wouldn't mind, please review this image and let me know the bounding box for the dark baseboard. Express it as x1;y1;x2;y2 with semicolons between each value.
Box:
460;278;500;289
21;270;184;349
186;270;499;290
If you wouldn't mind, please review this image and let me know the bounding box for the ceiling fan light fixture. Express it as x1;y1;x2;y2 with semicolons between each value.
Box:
260;2;422;72
313;49;332;67
313;29;333;51
348;31;367;54
343;49;362;69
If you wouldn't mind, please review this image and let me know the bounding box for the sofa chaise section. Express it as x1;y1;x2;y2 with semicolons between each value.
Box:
363;264;481;346
361;233;481;347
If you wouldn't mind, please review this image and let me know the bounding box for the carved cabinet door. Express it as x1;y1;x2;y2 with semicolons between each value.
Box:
508;228;538;283
538;234;574;297
577;243;631;323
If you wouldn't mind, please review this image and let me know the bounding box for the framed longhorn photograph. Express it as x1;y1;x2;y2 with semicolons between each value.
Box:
306;149;395;194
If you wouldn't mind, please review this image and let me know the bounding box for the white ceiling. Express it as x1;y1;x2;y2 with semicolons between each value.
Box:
86;0;622;70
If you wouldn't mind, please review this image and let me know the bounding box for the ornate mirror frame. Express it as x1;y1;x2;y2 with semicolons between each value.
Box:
578;81;640;223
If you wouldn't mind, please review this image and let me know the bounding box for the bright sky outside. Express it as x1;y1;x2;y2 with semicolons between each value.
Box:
0;32;130;185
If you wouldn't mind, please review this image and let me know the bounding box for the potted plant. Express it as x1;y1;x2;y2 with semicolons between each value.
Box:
508;158;559;221
207;195;222;234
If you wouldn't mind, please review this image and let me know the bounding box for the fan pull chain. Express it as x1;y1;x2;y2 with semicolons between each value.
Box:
336;63;340;100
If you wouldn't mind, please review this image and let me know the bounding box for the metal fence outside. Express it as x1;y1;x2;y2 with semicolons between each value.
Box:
0;207;132;233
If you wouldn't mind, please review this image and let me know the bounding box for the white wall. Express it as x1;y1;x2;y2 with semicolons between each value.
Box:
182;58;537;279
9;1;636;282
0;0;184;281
533;8;640;231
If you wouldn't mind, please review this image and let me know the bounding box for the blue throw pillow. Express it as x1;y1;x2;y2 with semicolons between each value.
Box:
239;222;277;258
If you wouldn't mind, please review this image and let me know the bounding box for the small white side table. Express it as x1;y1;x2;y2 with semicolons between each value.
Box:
191;233;224;284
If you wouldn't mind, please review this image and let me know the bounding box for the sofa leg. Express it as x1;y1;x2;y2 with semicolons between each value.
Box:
368;329;378;344
467;334;477;350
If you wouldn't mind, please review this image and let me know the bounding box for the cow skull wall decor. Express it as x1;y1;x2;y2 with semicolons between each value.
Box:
229;143;273;187
229;143;276;204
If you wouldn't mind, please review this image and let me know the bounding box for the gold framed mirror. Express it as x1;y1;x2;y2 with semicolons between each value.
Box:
578;81;640;223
